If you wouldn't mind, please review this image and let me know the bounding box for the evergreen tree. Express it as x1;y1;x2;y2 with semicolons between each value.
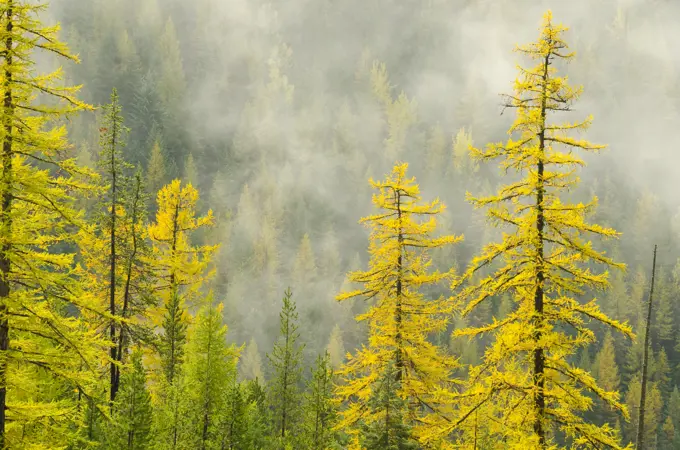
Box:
245;377;270;449
360;362;419;450
625;376;662;447
327;324;346;370
184;153;198;187
182;295;239;449
220;383;252;449
335;162;462;445
105;348;153;450
147;139;166;198
98;87;131;404
452;11;633;448
303;352;337;449
267;288;305;448
240;337;264;381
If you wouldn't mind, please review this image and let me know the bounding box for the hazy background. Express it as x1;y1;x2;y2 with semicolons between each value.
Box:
43;0;680;375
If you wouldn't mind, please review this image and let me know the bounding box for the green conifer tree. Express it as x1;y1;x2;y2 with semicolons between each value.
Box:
360;362;418;450
303;352;337;449
267;288;305;448
105;348;153;450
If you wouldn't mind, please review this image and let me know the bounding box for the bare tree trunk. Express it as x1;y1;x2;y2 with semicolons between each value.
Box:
636;244;657;450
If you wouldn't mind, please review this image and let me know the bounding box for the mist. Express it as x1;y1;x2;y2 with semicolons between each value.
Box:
43;0;680;368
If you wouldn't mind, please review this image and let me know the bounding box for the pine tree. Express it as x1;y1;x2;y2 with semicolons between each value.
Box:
98;87;131;404
0;1;108;446
595;332;621;394
652;348;672;400
653;270;675;347
182;295;239;449
267;288;305;448
594;332;621;428
303;352;337;449
327;324;346;370
184;153;198;187
451;11;633;448
105;348;153;450
240;337;264;381
360;362;419;450
147;139;166;199
625;376;662;447
220;383;252;449
292;233;317;289
335;162;462;445
245;377;270;449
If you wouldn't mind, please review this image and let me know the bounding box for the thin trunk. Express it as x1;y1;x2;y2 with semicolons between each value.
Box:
0;3;14;445
114;178;142;397
281;313;290;440
168;198;180;383
533;50;551;448
395;189;403;383
109;108;119;405
201;311;214;450
636;244;657;450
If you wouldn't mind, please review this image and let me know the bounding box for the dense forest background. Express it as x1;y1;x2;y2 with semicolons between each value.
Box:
7;0;680;448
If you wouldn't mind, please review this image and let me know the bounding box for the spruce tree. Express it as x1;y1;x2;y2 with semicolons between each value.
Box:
105;348;153;450
303;352;337;449
182;296;239;449
361;362;418;450
267;288;305;448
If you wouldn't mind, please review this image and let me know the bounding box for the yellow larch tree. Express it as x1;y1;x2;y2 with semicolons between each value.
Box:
0;0;111;447
147;179;217;385
335;162;463;447
147;179;216;449
449;11;633;449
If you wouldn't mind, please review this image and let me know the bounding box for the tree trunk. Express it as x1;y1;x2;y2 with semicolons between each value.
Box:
0;2;14;445
532;50;551;448
636;244;657;450
109;111;119;405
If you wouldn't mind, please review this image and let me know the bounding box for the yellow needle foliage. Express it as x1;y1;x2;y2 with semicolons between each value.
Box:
335;162;463;447
0;0;105;447
449;11;633;449
147;179;217;384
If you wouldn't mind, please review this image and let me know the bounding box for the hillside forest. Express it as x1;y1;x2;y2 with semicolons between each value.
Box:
0;0;680;448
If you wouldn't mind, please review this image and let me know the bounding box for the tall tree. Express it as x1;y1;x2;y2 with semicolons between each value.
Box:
148;179;217;384
451;11;633;448
182;295;239;449
98;88;130;404
335;162;462;446
0;1;106;446
148;180;216;449
267;288;305;448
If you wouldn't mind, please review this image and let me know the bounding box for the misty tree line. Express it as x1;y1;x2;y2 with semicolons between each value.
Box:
0;0;679;449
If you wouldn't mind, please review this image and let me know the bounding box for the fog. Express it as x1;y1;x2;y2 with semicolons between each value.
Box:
48;0;680;359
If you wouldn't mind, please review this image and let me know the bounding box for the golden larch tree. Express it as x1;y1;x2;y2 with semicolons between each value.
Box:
335;162;462;446
449;11;633;449
0;0;107;446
